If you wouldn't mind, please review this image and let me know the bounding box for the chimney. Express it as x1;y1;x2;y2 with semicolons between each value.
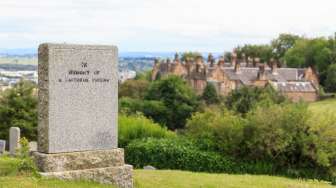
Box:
217;56;225;67
235;61;241;74
270;58;278;75
257;64;266;80
208;53;215;67
174;52;179;62
231;50;237;67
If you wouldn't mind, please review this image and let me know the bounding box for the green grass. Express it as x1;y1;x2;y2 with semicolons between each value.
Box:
134;170;334;188
309;98;336;113
0;156;334;188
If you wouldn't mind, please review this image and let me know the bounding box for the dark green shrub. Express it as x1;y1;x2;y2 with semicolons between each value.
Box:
0;81;37;141
202;83;220;105
119;97;170;127
125;138;235;173
118;114;175;148
145;75;198;130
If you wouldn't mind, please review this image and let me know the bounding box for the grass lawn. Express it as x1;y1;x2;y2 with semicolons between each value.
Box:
309;98;336;113
0;156;334;188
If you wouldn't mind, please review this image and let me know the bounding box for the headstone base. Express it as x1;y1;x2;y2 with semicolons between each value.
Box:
33;149;133;188
40;165;133;188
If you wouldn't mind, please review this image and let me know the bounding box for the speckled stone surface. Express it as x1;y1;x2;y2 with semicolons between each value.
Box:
38;43;118;154
40;165;133;188
33;149;125;172
9;127;20;156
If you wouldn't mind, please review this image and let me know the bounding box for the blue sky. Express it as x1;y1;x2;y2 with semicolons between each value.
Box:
0;0;335;52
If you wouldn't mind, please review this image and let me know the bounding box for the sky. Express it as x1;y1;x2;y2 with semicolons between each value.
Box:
0;0;335;52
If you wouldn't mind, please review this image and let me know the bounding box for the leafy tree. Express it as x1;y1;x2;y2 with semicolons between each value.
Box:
225;86;285;114
202;83;220;105
0;81;37;141
284;38;334;85
325;64;336;92
119;79;149;99
134;70;152;81
145;75;198;130
236;44;273;62
271;33;301;62
181;52;202;62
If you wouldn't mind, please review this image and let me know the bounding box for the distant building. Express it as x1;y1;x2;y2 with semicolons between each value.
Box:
151;52;319;102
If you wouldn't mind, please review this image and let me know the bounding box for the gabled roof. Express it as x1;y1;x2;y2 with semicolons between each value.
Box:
270;81;316;92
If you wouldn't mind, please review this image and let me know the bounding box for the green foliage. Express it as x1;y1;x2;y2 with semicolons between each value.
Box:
0;81;37;141
201;83;220;105
185;108;245;154
118;114;175;148
16;138;40;177
119;79;149;99
304;112;336;171
243;103;310;162
225;86;286;114
119;97;170;127
181;52;202;62
284;37;335;85
134;70;152;81
271;33;301;62
236;44;273;62
325;64;336;92
145;76;198;129
126;138;235;173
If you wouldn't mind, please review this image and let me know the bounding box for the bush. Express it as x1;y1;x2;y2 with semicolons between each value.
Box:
185;107;245;154
118;114;175;148
202;83;220;105
243;103;310;163
325;64;336;92
118;79;149;99
119;97;170;127
145;75;198;130
125;138;235;173
17;137;40;177
0;81;37;141
225;86;286;114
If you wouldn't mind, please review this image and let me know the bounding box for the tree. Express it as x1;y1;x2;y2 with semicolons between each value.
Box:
271;33;301;62
225;86;285;114
145;75;198;130
236;44;273;62
0;81;37;141
284;38;334;85
202;83;219;105
325;64;336;92
119;79;149;99
181;52;202;62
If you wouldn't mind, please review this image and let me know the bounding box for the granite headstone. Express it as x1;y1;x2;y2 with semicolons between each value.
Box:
34;43;132;188
9;127;20;155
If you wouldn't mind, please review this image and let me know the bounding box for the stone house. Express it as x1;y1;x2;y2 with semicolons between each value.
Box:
151;52;319;102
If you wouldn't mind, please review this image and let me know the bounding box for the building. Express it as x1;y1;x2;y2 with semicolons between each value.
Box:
151;52;319;102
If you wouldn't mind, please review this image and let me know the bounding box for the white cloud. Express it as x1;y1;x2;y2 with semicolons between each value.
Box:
0;0;335;51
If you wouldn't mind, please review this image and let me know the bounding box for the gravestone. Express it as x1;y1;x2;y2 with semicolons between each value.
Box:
33;43;133;188
9;127;20;156
0;140;5;154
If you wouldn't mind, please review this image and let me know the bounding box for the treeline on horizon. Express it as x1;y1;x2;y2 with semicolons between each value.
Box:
172;33;336;93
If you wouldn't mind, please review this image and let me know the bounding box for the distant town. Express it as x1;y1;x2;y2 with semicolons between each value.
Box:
0;52;165;90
